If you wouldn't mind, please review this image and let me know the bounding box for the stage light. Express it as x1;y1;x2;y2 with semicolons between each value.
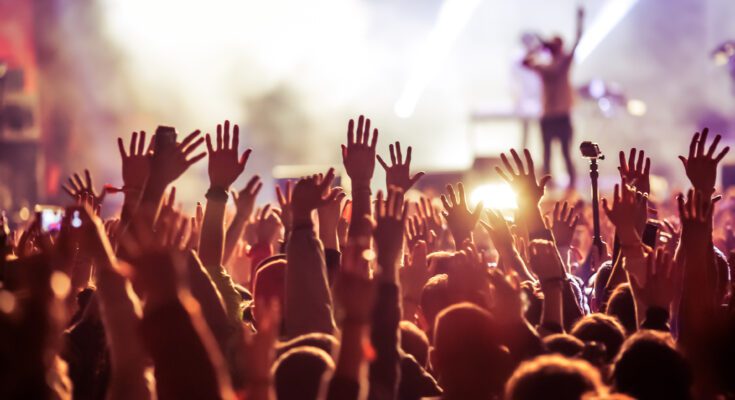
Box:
394;0;483;119
470;182;517;210
626;99;646;116
575;0;639;64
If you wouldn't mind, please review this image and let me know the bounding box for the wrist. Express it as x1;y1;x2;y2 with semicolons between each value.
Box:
351;179;371;190
206;186;229;202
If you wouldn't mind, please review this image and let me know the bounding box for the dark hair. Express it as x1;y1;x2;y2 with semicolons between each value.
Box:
571;313;626;363
613;330;692;400
400;320;429;367
433;302;512;398
272;346;334;400
544;333;584;358
606;283;636;335
505;354;605;400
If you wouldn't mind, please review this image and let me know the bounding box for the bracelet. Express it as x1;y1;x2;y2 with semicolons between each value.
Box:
205;186;229;202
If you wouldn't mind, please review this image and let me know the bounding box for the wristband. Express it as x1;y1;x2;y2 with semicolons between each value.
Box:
205;187;229;202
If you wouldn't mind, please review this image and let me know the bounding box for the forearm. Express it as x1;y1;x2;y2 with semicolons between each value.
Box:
368;280;401;399
187;252;237;351
284;224;336;338
348;182;371;239
327;323;367;400
499;246;537;283
520;202;549;241
200;197;228;268
538;283;564;336
319;223;339;251
224;214;248;265
138;176;168;227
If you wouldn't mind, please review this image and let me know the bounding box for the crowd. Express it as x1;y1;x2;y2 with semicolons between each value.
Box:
1;116;734;400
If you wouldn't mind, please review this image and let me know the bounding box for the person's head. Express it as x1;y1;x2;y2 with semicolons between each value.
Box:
544;334;584;358
272;346;334;400
431;302;512;398
400;320;430;367
420;273;451;337
613;330;692;400
571;313;626;363
606;283;636;335
251;259;286;325
505;355;606;400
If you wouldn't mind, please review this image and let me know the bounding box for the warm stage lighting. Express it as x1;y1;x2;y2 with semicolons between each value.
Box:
394;0;483;119
626;99;647;116
575;0;639;64
470;182;517;210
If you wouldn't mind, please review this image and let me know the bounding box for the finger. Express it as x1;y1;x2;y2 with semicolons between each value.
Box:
471;202;483;221
376;190;384;218
321;168;336;191
130;131;138;156
118;137;127;158
602;198;612;216
239;148;252;166
179;130;202;149
377;155;389;170
510;149;526;175
389;143;397;166
643;157;651;176
553;201;561;221
138;131;146;155
440;194;451;211
495;166;512;184
698;128;708;157
356;115;364;144
146;133;156;154
715;147;730;163
347;119;355;146
223;120;231;150
62;184;75;198
560;201;569;221
447;184;458;206
363;118;371;146
501;153;517;176
286;180;293;201
167;187;177;207
183;137;205;155
538;175;551;190
627;148;636;172
688;132;699;160
409;172;425;187
618;150;627;174
73;173;85;191
276;186;286;206
370;128;379;149
396;142;403;165
261;204;271;220
458;182;467;206
636;149;645;174
216;124;223;151
84;169;94;191
245;175;261;192
678;155;687;169
186;152;207;166
406;146;412;166
232;123;240;152
523;149;536;177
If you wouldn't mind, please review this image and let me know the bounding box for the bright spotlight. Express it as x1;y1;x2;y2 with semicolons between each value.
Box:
626;99;647;116
394;0;483;118
470;182;517;210
575;0;639;64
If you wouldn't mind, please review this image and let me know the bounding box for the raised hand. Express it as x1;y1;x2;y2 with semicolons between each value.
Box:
62;169;106;207
480;209;515;254
254;206;282;246
400;240;431;314
441;183;482;245
406;214;437;251
417;196;443;234
318;186;347;250
618;148;651;195
373;187;407;272
602;181;647;242
547;201;579;247
118;130;154;190
528;239;565;281
377;141;425;191
206;120;251;190
496;148;550;206
291;168;338;225
628;248;681;312
341;115;378;185
275;181;293;234
187;202;204;250
232;175;262;219
677;189;718;237
149;129;206;186
678;127;729;195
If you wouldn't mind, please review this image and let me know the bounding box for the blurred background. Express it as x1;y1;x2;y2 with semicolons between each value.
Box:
2;0;735;219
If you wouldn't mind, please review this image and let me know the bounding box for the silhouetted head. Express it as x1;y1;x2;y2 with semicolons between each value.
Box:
571;313;626;363
613;330;692;400
505;355;606;400
420;273;451;337
606;283;636;335
272;346;334;400
544;333;584;358
251;259;285;325
400;320;430;367
431;302;512;398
